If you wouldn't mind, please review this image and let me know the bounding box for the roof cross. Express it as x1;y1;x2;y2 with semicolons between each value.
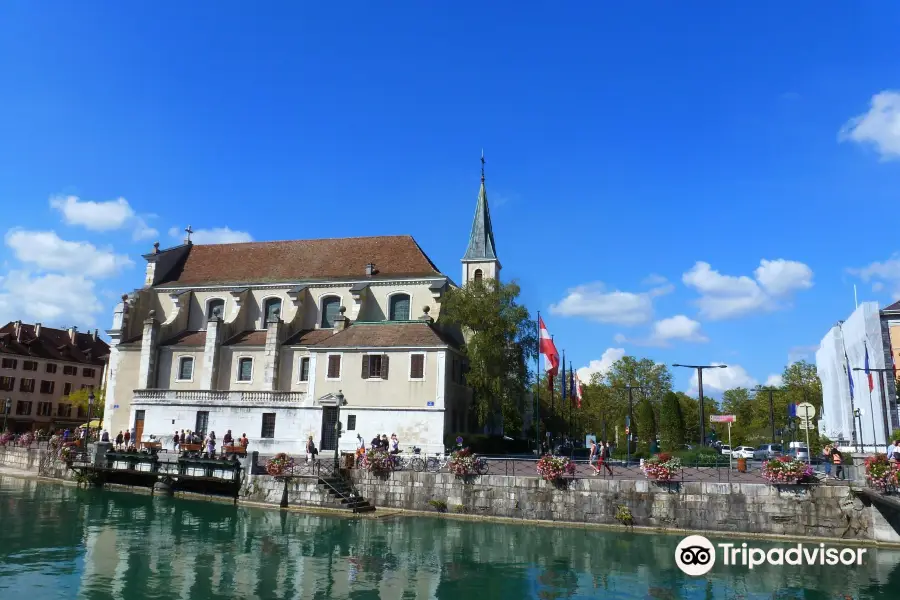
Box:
184;225;194;244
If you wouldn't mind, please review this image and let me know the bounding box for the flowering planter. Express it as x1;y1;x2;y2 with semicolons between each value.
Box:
641;453;681;482
448;448;487;478
360;450;396;475
762;457;816;485
536;454;576;484
266;453;296;478
864;454;898;492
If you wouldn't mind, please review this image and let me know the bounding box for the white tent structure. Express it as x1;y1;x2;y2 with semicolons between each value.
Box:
816;302;897;451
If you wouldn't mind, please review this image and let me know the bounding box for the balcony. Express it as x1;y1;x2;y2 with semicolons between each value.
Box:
132;389;307;406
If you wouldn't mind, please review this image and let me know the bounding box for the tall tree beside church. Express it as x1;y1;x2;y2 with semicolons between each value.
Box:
439;278;537;432
68;387;106;422
658;392;685;451
636;394;656;446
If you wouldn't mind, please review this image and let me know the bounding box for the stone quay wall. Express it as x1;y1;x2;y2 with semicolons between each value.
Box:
0;446;73;479
239;474;340;509
350;470;885;542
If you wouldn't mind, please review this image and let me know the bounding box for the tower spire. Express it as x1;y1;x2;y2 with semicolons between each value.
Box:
481;149;485;184
462;152;499;269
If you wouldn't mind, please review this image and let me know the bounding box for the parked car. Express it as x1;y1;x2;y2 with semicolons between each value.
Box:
786;446;809;461
719;444;732;456
732;446;755;459
753;444;783;460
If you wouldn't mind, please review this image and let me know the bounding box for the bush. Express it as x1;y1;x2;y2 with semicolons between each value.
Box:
427;499;448;513
675;448;726;467
453;504;468;514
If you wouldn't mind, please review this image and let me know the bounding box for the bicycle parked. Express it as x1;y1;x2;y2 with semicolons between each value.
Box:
425;448;489;474
393;446;426;472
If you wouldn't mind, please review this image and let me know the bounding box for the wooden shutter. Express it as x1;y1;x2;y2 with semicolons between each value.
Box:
411;354;424;379
382;354;389;379
361;354;369;379
328;355;341;378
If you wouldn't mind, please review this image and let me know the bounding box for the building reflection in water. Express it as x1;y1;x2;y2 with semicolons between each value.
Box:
2;475;900;599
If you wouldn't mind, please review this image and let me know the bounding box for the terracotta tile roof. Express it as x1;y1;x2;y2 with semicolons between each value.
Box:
312;322;458;349
282;329;336;346
222;330;268;346
0;322;109;366
160;331;207;346
154;235;443;287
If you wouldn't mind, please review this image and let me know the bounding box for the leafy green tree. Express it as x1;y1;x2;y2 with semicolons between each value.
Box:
68;387;105;422
636;395;656;445
658;392;685;451
439;278;537;433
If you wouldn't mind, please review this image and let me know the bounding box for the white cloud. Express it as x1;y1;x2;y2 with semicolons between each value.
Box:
549;282;672;325
616;315;709;347
50;195;159;240
687;363;757;395
169;226;253;245
0;271;102;327
682;259;813;320
642;274;668;286
839;91;900;160
765;374;784;387
576;348;625;384
5;229;133;278
788;345;819;364
850;254;900;298
754;259;813;296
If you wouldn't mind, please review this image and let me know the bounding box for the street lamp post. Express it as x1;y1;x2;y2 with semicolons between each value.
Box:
672;364;728;447
87;391;95;443
853;367;893;446
2;397;10;433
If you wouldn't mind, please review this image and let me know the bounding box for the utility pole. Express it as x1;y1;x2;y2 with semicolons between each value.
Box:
613;384;641;465
673;364;728;446
755;386;778;444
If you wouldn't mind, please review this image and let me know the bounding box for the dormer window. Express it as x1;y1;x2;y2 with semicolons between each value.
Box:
207;299;225;320
263;298;282;326
321;296;341;328
389;294;410;321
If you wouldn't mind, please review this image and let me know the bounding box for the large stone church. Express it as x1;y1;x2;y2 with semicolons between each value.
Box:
103;170;500;455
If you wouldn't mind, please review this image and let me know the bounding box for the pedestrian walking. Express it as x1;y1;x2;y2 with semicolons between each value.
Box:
123;429;131;448
831;447;845;481
115;431;124;450
306;435;318;462
173;430;180;452
822;445;832;479
589;439;600;474
599;441;614;477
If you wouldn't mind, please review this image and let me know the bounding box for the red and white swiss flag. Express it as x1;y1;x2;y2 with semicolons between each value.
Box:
538;316;560;376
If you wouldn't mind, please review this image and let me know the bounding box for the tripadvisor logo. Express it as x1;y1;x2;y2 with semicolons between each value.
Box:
675;535;867;575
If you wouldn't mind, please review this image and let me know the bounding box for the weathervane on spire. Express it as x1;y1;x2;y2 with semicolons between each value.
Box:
184;225;194;244
480;149;485;184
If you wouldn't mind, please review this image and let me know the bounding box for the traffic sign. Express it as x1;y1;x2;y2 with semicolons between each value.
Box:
797;402;816;420
710;415;736;423
798;418;815;430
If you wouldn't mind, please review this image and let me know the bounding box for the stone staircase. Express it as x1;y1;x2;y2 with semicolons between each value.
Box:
318;475;375;513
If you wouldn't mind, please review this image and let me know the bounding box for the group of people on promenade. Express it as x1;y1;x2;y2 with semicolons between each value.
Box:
303;432;403;462
173;429;249;456
589;439;614;476
821;444;847;480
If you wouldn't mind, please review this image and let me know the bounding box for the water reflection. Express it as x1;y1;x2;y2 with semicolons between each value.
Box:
1;475;899;599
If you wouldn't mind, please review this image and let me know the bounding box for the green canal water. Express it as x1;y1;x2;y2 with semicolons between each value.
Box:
2;476;900;599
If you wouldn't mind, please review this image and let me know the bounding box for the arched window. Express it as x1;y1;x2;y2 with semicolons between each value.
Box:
474;269;483;283
207;299;225;320
263;297;282;325
177;357;194;381
321;296;341;328
389;294;411;321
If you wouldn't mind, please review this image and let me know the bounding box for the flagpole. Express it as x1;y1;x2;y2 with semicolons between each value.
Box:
536;311;541;454
561;349;566;442
550;335;555;419
569;360;574;441
866;342;878;449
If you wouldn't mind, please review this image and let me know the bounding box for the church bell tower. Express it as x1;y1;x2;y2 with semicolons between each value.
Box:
461;153;501;284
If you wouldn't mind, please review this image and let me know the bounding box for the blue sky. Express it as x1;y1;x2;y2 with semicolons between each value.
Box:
2;2;900;394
